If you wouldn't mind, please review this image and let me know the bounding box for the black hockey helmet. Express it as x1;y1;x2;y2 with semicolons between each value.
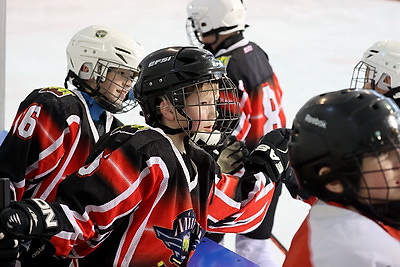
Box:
134;46;240;147
289;89;400;202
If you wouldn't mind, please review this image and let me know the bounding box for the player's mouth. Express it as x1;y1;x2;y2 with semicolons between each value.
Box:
117;89;128;98
202;125;213;132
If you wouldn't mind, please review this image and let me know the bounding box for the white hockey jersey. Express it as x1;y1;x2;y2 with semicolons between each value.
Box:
283;200;400;267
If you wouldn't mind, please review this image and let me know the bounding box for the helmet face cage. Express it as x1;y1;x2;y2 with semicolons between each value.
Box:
350;61;378;91
186;17;203;47
355;142;400;229
172;75;240;147
90;59;139;113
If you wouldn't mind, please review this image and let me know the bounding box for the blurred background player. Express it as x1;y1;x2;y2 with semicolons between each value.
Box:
186;0;286;265
284;89;400;266
0;46;291;266
0;24;144;265
351;40;400;106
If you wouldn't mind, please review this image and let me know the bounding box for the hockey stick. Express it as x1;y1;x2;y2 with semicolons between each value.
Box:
0;178;10;209
270;233;288;255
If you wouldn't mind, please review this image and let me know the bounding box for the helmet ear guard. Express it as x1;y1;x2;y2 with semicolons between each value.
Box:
77;63;93;80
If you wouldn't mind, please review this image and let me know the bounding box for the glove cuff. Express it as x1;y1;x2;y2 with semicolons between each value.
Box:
245;156;280;182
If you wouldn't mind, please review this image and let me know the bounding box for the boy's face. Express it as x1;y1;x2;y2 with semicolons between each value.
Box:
177;81;220;134
360;149;400;203
98;67;137;106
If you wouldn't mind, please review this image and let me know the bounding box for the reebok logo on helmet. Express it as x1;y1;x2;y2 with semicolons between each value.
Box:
304;114;327;129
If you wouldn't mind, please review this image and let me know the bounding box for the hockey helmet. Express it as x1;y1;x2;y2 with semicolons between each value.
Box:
134;46;240;147
351;40;400;104
65;25;145;113
290;88;400;228
186;0;247;46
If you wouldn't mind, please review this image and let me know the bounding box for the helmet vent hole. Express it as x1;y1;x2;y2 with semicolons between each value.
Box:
115;53;128;64
115;47;131;55
371;103;379;110
355;93;364;99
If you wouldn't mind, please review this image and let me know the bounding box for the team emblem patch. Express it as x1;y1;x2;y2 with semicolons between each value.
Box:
154;210;205;266
39;87;74;97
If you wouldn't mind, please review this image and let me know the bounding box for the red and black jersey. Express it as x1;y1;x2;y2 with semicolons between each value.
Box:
51;125;276;266
0;87;122;201
213;35;286;151
204;33;287;243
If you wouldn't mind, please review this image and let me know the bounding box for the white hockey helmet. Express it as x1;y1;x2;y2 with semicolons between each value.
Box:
65;25;145;113
351;40;400;92
186;0;247;45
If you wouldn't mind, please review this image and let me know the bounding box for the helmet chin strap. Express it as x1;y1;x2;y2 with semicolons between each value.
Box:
384;86;400;100
175;107;194;134
351;198;400;230
153;107;193;136
65;70;100;97
153;122;185;135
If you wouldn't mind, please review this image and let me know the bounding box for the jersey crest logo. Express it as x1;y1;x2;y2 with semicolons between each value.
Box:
110;124;148;136
154;210;205;266
39;87;74;98
216;55;231;67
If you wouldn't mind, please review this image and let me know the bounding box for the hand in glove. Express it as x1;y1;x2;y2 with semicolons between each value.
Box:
195;132;249;174
216;136;249;174
0;198;62;239
245;128;291;182
0;231;19;266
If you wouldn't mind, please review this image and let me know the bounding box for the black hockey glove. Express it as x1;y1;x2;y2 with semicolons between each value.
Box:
245;128;291;182
0;198;62;239
216;136;249;174
0;231;19;266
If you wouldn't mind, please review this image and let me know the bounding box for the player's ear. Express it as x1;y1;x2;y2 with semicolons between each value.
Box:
319;166;344;193
159;97;175;121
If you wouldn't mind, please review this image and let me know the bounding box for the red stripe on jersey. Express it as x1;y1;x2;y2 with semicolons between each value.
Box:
270;73;286;128
114;163;167;266
29;115;83;201
234;85;252;142
208;177;275;233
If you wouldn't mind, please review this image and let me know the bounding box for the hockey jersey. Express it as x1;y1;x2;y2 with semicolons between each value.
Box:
0;87;122;201
50;125;276;266
212;34;286;151
207;33;287;242
283;200;400;267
